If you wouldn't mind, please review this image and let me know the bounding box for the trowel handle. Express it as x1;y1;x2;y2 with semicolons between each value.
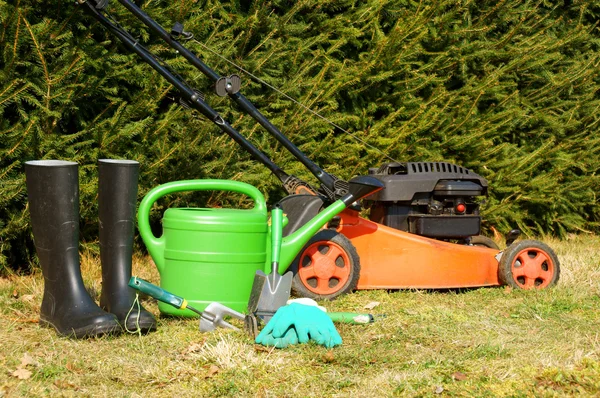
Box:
271;204;283;267
328;312;375;325
129;276;187;310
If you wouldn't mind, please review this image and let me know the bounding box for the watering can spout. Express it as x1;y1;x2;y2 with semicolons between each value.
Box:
278;176;384;272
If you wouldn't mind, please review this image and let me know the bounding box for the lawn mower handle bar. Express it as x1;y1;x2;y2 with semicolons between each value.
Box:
85;0;340;197
81;2;291;184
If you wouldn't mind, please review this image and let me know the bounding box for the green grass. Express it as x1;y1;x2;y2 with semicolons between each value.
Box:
1;236;599;397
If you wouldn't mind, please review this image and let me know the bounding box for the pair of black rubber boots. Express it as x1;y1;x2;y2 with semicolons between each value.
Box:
25;159;156;338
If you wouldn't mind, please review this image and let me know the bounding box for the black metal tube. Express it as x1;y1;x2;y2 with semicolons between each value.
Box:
116;0;221;81
115;0;337;192
230;92;336;189
81;2;289;182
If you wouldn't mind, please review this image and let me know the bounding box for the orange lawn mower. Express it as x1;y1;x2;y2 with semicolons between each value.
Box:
81;0;561;300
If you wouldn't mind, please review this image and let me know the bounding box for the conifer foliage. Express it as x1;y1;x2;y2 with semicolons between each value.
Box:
1;0;599;270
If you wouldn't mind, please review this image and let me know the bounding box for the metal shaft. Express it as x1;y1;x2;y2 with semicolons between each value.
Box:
113;0;337;193
81;2;289;184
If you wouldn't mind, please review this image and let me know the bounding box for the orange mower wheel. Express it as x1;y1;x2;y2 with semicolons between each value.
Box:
290;230;360;300
498;240;560;289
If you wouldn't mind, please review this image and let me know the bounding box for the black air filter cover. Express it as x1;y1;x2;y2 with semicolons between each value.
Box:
433;181;484;196
367;162;488;202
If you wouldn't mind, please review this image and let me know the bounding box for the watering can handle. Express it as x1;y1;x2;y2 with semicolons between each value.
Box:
137;179;267;273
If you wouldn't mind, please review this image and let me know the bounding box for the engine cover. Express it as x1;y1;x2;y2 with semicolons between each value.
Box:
364;162;488;239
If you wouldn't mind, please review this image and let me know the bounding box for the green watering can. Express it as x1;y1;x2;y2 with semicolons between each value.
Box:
137;177;383;316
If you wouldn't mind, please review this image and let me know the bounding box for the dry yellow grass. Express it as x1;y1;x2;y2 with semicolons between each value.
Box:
1;236;599;397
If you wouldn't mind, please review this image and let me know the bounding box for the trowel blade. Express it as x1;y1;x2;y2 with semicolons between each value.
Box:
247;270;268;314
251;271;293;323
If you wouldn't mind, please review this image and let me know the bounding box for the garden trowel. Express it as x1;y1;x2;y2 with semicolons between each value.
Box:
247;204;292;324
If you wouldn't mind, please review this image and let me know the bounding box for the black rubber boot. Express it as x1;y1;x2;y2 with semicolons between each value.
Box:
98;159;156;333
25;160;122;338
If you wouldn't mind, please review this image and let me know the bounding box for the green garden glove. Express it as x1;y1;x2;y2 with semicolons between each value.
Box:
255;326;299;348
256;303;342;348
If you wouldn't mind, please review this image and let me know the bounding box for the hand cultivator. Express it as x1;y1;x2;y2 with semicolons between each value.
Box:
77;0;560;303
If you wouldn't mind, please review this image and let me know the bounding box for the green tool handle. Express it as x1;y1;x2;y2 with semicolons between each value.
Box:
328;312;375;325
271;204;283;269
129;276;187;310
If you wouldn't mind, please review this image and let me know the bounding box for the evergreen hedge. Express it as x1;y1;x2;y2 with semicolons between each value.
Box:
2;0;599;270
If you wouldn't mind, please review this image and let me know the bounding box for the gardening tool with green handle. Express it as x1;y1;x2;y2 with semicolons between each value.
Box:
129;277;244;331
246;203;292;323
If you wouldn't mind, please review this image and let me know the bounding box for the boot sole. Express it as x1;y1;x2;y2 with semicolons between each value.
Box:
39;318;123;339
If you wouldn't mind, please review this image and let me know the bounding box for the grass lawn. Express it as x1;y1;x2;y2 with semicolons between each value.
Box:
1;236;599;397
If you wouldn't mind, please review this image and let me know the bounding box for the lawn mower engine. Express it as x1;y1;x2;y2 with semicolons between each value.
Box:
364;161;488;242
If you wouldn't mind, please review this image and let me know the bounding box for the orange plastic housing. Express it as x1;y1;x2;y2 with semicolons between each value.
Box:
336;209;501;289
